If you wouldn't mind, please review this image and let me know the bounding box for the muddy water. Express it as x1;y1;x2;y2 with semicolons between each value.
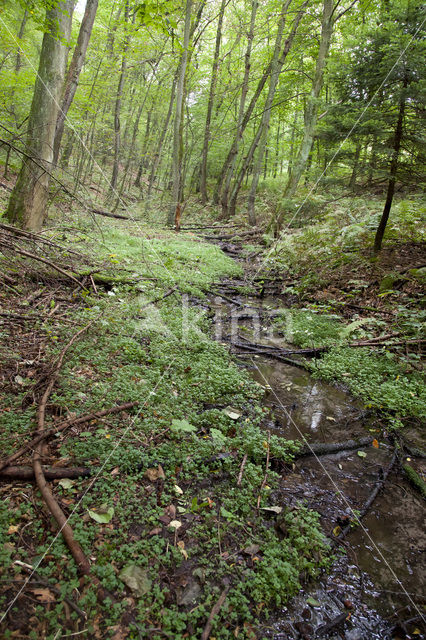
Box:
210;293;425;639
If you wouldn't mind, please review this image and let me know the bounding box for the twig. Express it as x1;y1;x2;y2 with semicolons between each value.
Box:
201;586;230;640
1;241;85;290
139;287;178;310
0;401;139;472
33;325;94;574
337;450;397;539
237;453;248;487
257;431;271;509
13;561;86;620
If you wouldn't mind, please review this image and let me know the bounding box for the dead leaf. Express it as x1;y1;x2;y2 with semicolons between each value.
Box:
7;525;19;534
110;625;130;640
243;544;260;556
144;465;165;481
177;540;188;559
164;504;176;519
32;588;56;603
119;565;152;597
148;527;162;536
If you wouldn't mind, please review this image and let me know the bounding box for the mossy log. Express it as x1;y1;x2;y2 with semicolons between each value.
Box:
402;462;426;499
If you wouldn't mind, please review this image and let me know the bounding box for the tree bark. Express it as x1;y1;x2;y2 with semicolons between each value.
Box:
214;0;258;209
53;0;98;165
283;0;334;202
373;89;406;253
168;0;192;226
110;1;130;195
145;75;177;209
200;0;227;204
233;1;306;221
6;1;74;231
349;142;361;189
246;0;294;225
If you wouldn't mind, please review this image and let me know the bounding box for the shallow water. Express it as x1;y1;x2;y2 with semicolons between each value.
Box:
210;292;425;638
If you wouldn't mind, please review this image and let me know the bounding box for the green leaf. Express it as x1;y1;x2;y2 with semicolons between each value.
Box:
223;407;241;420
307;597;321;607
119;565;152;597
357;450;367;458
171;419;196;433
87;505;114;523
58;478;74;489
210;428;226;446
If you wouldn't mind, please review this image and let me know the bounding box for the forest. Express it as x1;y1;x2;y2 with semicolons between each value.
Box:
0;0;425;638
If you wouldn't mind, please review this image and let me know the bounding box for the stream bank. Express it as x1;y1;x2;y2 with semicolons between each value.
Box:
205;238;425;640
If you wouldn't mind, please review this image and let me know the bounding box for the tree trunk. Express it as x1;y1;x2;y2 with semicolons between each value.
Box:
53;0;98;165
168;0;192;227
287;92;300;176
349;142;361;189
10;9;28;122
200;0;227;204
110;1;130;195
373;90;406;253
247;0;294;225
214;0;258;209
135;109;152;187
283;0;334;201
6;1;74;231
145;75;177;209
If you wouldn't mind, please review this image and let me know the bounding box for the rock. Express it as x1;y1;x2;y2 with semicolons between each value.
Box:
345;629;364;640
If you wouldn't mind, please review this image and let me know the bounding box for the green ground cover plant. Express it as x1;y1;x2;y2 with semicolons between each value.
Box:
0;225;329;639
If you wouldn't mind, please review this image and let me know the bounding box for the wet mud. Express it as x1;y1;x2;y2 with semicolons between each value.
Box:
207;273;425;639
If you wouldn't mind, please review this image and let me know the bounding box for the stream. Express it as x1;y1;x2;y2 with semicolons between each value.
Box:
204;242;425;640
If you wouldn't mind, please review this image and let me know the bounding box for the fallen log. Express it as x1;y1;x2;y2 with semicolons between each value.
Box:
232;342;310;370
401;462;426;499
0;466;92;481
91;208;129;220
233;339;325;359
296;437;373;458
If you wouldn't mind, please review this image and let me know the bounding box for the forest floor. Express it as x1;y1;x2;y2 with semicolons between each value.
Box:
0;191;425;639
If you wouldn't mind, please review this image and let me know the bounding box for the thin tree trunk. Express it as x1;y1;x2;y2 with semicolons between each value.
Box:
168;0;192;227
231;0;306;221
135;109;152;187
287;92;300;176
53;0;98;165
367;135;377;187
247;0;294;225
146;76;177;209
200;0;227;204
373;90;406;253
10;9;28;122
6;1;74;231
214;0;258;209
110;1;130;194
349;142;361;189
283;0;334;201
273;121;280;178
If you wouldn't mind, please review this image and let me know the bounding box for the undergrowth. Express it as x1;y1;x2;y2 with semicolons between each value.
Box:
0;226;330;640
